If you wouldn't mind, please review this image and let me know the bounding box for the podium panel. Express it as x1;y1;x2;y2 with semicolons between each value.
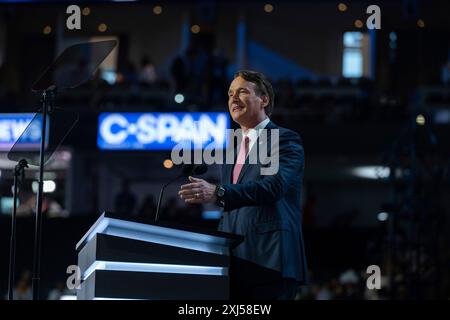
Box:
76;212;243;300
78;270;229;300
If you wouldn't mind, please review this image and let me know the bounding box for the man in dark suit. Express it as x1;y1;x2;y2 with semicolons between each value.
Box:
178;70;307;299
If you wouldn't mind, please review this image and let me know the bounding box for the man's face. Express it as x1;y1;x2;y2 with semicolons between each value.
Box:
228;76;268;127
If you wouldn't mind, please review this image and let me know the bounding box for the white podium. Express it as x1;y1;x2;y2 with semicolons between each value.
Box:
75;212;243;300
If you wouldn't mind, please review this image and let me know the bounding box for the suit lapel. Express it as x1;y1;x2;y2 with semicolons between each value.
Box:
236;121;277;184
223;163;233;184
223;136;238;184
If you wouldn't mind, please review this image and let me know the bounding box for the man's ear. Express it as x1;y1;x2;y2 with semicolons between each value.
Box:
261;95;269;108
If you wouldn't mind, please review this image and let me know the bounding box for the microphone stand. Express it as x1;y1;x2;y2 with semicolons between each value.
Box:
8;159;28;300
154;164;206;222
155;175;184;222
8;40;116;301
32;85;55;300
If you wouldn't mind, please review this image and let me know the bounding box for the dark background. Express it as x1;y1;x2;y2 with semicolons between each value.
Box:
0;0;449;300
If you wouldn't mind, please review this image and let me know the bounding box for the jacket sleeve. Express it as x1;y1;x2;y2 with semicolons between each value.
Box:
221;129;304;211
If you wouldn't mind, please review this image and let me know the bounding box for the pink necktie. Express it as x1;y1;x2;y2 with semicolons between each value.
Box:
233;136;250;184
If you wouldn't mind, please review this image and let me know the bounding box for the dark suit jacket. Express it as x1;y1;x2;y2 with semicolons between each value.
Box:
218;121;308;284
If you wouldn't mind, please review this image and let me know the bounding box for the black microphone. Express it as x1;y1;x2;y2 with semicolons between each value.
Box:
154;164;208;222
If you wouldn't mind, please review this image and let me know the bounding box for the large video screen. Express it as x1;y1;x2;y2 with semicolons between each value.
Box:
97;112;230;150
0;113;42;151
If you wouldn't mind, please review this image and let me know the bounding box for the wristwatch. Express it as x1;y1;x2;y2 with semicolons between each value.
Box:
215;185;226;207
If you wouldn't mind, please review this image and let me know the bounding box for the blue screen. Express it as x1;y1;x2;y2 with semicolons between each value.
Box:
97;112;230;150
0;113;43;151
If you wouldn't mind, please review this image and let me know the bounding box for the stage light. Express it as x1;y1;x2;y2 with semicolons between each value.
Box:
43;26;52;35
338;3;348;12
45;180;56;193
264;4;274;13
82;7;90;16
377;212;389;222
352;166;390;179
354;20;363;28
32;180;56;193
191;25;200;34
98;24;108;33
417;19;425;28
153;5;162;15
163;159;173;169
174;93;185;104
416;114;425;126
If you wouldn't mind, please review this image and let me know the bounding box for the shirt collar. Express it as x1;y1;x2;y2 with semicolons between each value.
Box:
243;118;270;142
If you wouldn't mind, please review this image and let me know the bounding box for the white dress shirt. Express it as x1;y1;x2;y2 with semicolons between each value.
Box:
242;117;270;152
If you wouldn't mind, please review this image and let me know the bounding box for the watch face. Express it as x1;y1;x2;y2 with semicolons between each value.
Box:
217;187;225;197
